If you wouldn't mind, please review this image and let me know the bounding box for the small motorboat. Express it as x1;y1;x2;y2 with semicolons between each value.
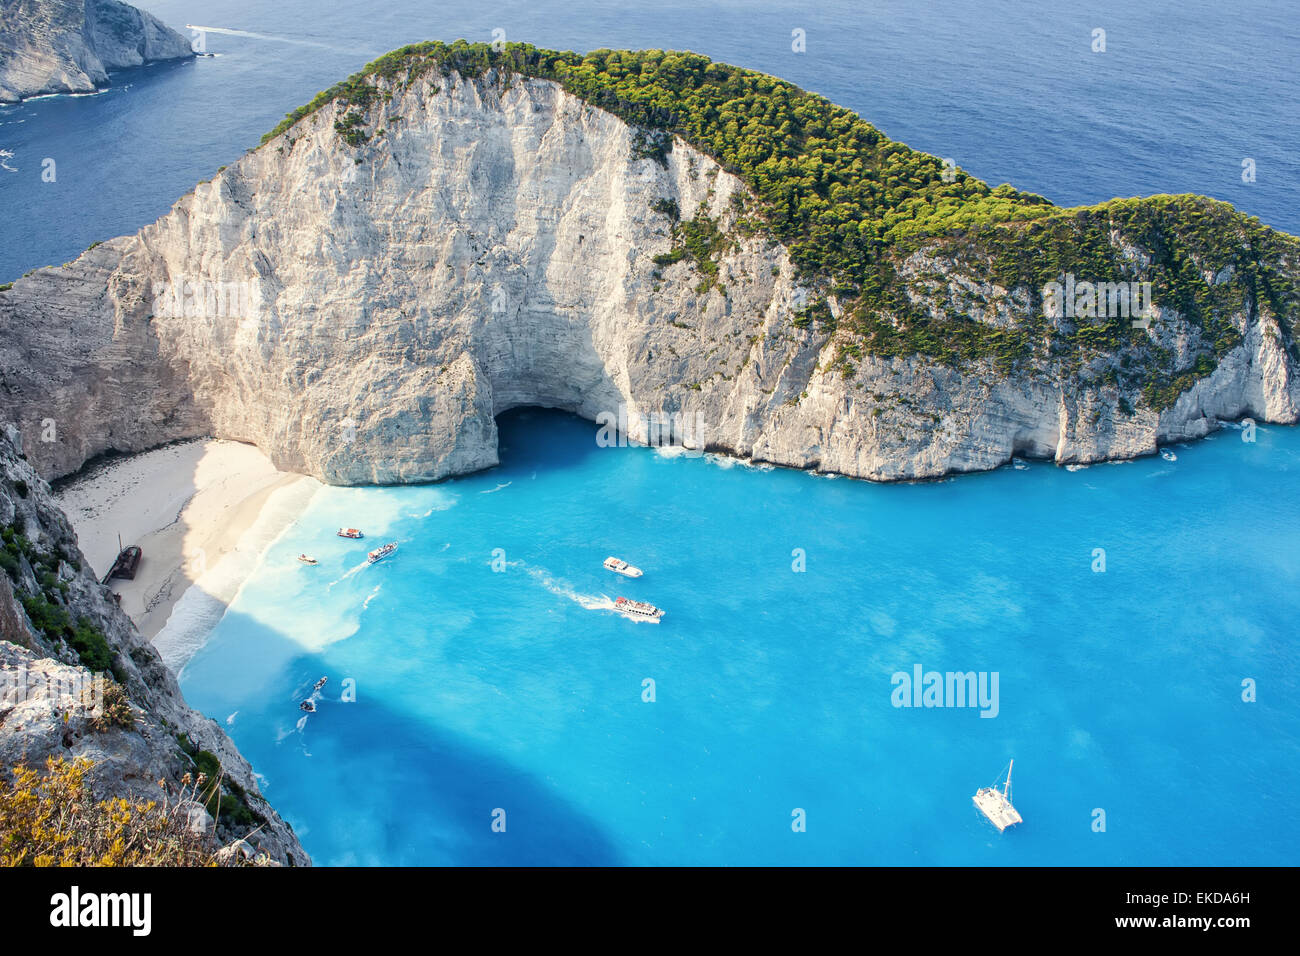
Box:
337;528;364;539
367;542;397;564
1160;448;1177;462
299;700;316;713
614;596;664;619
313;676;328;691
603;556;643;578
298;554;318;565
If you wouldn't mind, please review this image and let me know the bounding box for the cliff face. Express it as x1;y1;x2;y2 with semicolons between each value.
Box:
0;425;308;864
0;0;193;103
0;66;1297;485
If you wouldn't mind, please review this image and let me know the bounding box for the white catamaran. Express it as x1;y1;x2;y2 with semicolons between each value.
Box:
973;760;1022;832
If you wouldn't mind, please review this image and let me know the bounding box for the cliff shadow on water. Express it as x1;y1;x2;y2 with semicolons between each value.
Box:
179;603;624;866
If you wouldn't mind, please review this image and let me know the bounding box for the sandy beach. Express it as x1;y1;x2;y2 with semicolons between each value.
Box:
54;439;320;667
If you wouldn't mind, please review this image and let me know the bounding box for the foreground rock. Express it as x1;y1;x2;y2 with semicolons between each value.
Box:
0;425;308;865
0;58;1296;485
0;0;193;103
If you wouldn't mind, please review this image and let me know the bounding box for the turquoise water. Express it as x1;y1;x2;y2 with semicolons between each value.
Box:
180;410;1300;865
4;0;1296;866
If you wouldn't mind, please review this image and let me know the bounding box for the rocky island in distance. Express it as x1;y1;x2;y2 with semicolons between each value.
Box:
0;0;194;104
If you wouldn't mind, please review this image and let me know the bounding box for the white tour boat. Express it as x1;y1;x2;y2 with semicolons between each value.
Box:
367;542;397;564
973;760;1022;832
603;556;643;577
614;596;664;619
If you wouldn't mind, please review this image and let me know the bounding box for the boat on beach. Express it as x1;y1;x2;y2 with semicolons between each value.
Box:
973;760;1022;832
367;542;397;564
603;556;643;577
101;542;141;584
337;528;364;539
614;596;664;619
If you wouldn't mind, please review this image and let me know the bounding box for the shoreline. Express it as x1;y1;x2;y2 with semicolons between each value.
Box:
53;438;320;671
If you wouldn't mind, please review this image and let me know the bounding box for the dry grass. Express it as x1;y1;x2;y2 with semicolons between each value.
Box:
0;756;241;866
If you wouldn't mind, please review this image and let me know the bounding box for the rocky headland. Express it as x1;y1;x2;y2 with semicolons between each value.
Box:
0;0;193;103
0;42;1295;487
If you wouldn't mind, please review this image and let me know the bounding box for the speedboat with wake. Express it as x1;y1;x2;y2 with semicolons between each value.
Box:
604;556;643;577
614;596;664;620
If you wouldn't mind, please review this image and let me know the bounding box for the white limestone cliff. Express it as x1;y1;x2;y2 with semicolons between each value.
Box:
0;67;1296;486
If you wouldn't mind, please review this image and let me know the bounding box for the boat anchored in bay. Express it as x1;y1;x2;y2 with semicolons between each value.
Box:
337;527;364;539
603;556;643;577
973;760;1022;832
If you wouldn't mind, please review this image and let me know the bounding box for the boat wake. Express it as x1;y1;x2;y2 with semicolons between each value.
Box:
362;584;382;610
275;723;299;742
184;24;370;54
480;482;512;494
327;559;372;589
513;561;618;613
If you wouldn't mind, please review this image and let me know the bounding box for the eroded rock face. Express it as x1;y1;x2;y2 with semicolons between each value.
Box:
0;0;194;103
0;68;1296;486
0;428;308;865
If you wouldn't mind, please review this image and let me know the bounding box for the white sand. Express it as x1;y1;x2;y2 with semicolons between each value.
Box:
54;439;320;664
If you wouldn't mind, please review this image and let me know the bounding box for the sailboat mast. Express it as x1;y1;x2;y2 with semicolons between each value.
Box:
1004;759;1014;798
